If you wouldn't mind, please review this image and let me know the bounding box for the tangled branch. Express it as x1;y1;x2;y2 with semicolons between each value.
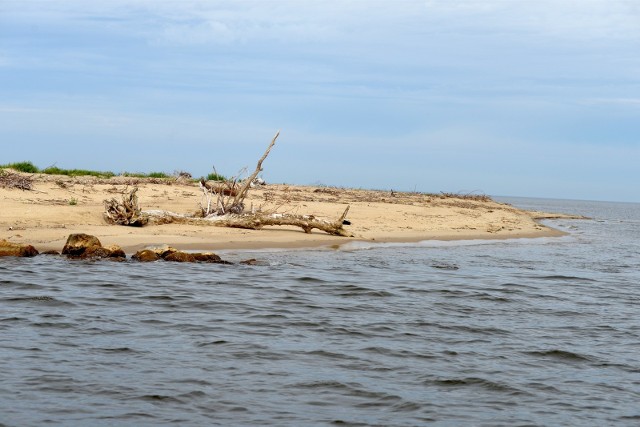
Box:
103;187;148;226
0;170;33;191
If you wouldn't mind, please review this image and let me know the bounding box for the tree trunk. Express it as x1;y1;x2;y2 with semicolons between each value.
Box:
141;206;352;237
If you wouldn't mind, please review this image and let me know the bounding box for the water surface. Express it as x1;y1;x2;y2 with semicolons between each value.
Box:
1;198;639;426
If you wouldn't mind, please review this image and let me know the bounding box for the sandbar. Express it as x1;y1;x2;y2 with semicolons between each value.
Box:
0;173;578;253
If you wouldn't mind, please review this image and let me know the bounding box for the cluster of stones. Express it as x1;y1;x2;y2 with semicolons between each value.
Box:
0;233;241;264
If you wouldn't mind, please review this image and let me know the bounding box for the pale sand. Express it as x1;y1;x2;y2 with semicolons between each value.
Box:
0;173;578;253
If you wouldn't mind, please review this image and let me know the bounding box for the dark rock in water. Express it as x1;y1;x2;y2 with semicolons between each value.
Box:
41;250;60;256
240;258;258;265
103;245;126;259
132;249;161;262
62;233;102;257
0;240;39;257
163;251;197;263
192;252;223;263
139;247;232;264
150;245;179;258
61;234;126;260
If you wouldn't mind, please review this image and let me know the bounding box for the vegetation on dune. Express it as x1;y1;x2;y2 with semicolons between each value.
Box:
122;171;171;179
1;162;177;180
0;161;39;173
205;172;227;181
41;166;116;178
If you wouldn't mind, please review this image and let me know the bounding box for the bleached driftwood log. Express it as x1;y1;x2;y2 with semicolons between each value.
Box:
140;206;352;237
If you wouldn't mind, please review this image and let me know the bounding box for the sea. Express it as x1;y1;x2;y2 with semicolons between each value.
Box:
1;197;638;426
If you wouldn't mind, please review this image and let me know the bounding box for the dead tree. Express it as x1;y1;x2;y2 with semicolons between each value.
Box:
197;131;278;216
103;187;148;226
102;131;354;238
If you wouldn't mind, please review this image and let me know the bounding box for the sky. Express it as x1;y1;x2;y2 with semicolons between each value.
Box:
1;0;639;202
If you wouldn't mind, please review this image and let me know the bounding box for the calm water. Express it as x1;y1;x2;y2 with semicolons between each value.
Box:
1;198;639;426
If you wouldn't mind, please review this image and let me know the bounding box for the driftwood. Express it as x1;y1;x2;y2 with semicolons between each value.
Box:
102;131;354;238
229;131;279;214
141;206;352;237
198;131;279;216
0;170;33;191
103;187;148;226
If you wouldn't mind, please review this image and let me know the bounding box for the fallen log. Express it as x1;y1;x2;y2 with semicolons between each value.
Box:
140;206;352;237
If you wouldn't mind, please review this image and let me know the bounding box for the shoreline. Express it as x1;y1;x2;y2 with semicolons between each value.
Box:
1;172;580;255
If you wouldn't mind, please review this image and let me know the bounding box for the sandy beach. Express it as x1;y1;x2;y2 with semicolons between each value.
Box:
0;172;577;253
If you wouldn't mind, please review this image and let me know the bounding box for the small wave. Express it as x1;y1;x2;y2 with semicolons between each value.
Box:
430;377;526;394
302;349;359;361
526;349;595;362
297;276;328;283
3;296;75;307
335;284;394;297
97;347;143;354
431;262;460;270
361;346;435;360
294;380;402;402
535;275;596;283
196;340;228;347
137;394;184;404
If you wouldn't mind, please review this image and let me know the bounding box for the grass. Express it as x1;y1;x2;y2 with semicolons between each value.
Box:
122;171;171;179
0;161;39;173
41;166;116;178
1;162;176;179
205;172;227;181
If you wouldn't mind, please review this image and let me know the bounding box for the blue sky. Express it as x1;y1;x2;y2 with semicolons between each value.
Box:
1;0;638;201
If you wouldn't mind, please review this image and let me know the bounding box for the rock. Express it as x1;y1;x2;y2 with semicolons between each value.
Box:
61;234;125;260
83;245;126;259
0;240;39;257
163;251;196;262
41;250;60;256
150;245;179;258
132;249;161;262
240;258;258;265
192;252;222;263
62;233;102;257
103;244;126;259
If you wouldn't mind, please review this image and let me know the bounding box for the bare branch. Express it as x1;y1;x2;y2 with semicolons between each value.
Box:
230;130;279;212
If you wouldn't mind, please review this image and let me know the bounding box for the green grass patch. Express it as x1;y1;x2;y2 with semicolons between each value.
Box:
41;167;115;178
122;171;172;179
0;161;40;173
205;172;227;181
3;161;183;180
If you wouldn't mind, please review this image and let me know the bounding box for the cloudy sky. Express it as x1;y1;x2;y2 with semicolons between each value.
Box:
1;0;638;201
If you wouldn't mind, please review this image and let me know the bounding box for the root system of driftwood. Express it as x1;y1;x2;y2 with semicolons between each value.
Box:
103;187;148;226
102;131;354;238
